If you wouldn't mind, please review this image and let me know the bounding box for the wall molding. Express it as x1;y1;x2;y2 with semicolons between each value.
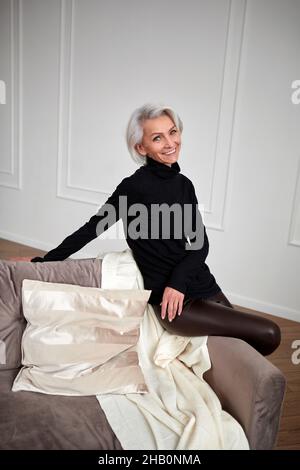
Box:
56;0;247;229
202;0;247;230
0;0;22;190
57;0;111;205
288;156;300;247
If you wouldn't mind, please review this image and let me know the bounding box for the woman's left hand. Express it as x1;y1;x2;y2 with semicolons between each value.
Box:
160;287;185;322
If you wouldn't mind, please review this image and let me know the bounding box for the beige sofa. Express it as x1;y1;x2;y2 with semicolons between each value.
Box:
0;258;286;450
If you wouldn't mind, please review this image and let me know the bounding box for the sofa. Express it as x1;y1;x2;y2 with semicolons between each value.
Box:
0;257;286;450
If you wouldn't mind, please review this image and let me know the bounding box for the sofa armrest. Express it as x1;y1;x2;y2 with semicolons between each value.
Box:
204;336;286;450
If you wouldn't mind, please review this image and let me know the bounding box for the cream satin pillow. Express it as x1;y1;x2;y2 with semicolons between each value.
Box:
12;279;151;396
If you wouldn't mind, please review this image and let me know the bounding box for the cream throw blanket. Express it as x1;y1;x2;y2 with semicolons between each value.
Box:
96;249;249;450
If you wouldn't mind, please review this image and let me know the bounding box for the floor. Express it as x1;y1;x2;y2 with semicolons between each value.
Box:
0;237;300;450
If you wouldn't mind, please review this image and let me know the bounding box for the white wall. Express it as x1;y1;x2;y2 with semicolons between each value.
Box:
0;0;300;321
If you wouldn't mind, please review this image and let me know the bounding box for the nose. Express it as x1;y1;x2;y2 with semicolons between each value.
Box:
164;135;174;148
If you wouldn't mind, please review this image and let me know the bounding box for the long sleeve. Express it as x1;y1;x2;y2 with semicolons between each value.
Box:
31;177;130;262
166;183;209;294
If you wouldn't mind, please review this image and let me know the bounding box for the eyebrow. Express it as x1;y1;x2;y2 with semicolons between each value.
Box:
150;125;176;136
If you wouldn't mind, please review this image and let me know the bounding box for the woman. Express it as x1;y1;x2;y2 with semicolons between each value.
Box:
32;103;281;356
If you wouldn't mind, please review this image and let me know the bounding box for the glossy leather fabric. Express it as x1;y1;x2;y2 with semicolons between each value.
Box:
152;292;281;356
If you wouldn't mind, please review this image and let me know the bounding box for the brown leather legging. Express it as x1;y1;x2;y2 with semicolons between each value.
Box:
151;291;281;356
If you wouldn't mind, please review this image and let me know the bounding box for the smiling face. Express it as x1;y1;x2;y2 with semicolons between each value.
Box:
135;114;181;166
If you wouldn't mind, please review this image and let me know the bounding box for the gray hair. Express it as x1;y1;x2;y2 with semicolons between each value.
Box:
126;103;183;165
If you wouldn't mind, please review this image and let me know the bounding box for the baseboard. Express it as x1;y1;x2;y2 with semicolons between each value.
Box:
228;292;300;324
1;230;299;323
0;230;52;252
0;230;95;258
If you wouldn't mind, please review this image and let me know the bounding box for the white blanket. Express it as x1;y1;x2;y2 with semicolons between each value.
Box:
96;249;249;450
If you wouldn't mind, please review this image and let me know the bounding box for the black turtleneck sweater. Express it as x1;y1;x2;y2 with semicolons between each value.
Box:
32;156;221;304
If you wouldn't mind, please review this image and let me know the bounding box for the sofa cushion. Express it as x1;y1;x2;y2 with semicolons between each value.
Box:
0;369;122;450
12;279;150;395
0;258;102;370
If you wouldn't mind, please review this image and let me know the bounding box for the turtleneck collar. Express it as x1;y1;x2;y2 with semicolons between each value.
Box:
145;155;181;179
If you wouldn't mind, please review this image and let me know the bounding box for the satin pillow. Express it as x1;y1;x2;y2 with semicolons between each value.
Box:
12;279;151;396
